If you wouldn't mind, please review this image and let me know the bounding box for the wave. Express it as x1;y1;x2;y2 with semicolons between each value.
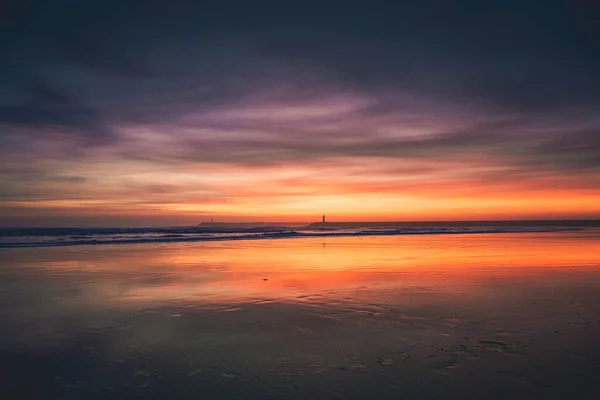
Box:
0;225;586;248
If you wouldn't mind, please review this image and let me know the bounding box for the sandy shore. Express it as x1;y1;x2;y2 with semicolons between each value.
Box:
1;231;599;399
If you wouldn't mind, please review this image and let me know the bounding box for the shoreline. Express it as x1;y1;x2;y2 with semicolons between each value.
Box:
0;226;587;249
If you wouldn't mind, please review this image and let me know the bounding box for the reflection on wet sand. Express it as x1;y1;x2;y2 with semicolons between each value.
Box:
0;231;599;399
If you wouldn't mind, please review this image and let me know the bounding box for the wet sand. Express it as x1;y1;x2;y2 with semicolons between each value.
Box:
1;231;599;399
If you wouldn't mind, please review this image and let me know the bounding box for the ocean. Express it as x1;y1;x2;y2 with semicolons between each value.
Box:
0;220;596;248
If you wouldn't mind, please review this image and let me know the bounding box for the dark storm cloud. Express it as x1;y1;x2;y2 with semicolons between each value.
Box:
1;0;600;198
3;0;599;116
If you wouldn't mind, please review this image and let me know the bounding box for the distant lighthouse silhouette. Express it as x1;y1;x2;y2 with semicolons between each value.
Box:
322;215;326;223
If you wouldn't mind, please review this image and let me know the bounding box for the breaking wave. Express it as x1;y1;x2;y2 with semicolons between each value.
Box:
0;222;590;248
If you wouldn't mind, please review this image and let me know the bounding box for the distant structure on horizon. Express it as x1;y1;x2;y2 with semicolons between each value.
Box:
322;215;326;223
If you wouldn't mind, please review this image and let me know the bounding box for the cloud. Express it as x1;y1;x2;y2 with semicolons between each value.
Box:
1;0;599;224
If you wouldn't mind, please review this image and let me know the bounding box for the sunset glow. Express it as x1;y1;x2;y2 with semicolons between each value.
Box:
1;1;599;226
3;3;600;399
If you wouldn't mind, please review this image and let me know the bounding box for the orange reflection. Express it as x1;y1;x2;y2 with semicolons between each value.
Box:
15;231;600;308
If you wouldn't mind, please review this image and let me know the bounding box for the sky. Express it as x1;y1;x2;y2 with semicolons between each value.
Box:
1;0;599;227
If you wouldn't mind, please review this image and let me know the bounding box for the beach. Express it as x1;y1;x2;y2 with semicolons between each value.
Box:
1;230;599;399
